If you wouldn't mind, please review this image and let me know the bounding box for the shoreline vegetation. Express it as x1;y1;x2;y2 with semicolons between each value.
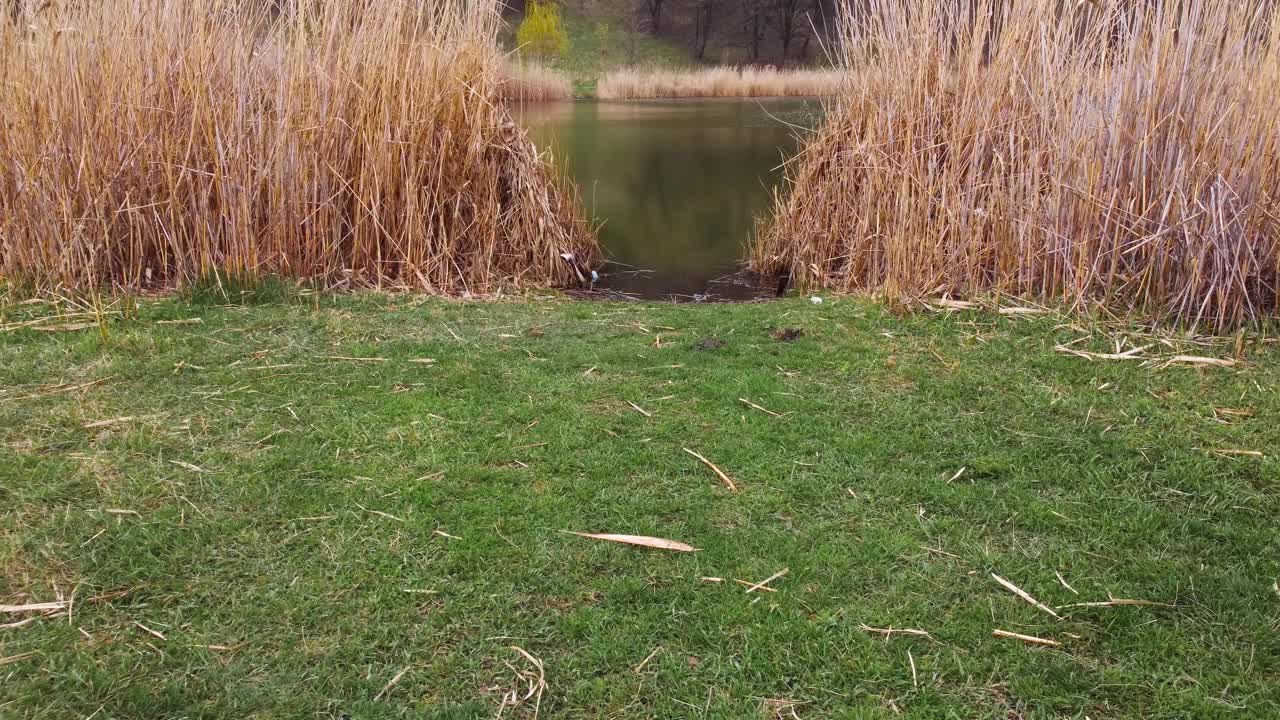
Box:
501;62;575;101
753;0;1280;329
598;65;844;100
502;64;843;101
0;0;598;296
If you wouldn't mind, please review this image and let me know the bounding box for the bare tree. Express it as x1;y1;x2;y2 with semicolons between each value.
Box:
692;0;720;60
740;0;764;63
625;9;650;63
645;0;667;33
772;0;811;65
561;0;833;66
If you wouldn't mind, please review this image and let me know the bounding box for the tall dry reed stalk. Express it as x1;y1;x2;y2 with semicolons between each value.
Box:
598;66;845;99
754;0;1280;328
0;0;598;295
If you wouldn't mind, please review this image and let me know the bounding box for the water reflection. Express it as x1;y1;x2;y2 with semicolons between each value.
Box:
516;99;824;300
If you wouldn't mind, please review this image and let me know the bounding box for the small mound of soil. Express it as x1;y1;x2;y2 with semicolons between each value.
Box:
696;337;726;351
771;328;804;342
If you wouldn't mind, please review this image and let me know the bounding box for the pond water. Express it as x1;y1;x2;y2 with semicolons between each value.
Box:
517;98;825;300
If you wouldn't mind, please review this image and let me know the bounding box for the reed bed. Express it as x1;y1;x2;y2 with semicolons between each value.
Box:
0;0;598;295
502;62;575;102
598;66;845;100
754;0;1280;328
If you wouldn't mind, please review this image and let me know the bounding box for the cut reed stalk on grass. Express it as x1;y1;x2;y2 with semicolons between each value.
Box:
754;0;1280;328
0;0;598;296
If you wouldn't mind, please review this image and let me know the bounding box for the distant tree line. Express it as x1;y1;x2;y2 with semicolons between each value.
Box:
503;0;840;66
3;0;834;67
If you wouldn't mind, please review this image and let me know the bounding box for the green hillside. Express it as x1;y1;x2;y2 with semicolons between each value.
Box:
503;5;693;95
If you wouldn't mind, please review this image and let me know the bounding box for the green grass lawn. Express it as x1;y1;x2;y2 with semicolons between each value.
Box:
2;292;1278;718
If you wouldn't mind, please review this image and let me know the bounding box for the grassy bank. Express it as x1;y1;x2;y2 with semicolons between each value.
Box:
0;0;597;295
3;293;1278;718
598;66;844;99
754;0;1280;328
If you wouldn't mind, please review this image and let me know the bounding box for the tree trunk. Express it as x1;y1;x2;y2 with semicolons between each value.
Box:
647;0;665;34
695;0;717;60
744;2;761;63
775;0;806;67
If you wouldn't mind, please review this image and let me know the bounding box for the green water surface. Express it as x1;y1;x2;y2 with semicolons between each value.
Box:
518;98;824;299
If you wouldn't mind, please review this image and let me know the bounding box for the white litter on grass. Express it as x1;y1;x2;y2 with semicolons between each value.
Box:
810;296;824;305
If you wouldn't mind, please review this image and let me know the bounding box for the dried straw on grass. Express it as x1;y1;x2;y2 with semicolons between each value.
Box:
0;0;598;295
754;0;1280;328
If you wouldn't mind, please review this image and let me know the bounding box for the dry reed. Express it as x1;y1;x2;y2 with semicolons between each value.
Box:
754;0;1280;328
502;62;575;102
0;0;598;295
598;66;845;100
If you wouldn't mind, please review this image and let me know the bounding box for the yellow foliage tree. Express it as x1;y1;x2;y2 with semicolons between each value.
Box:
516;2;568;60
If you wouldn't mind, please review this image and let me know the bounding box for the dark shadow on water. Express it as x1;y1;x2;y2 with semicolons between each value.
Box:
516;98;825;301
